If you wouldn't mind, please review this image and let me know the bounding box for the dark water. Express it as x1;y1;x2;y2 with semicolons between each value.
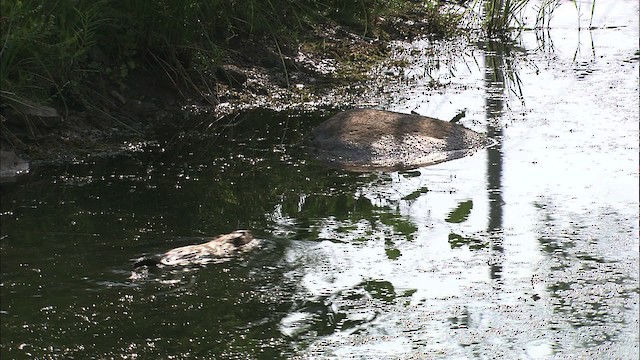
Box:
2;1;639;359
1;110;347;358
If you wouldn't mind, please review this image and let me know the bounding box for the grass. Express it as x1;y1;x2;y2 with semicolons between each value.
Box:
462;0;597;37
0;0;590;127
0;1;408;111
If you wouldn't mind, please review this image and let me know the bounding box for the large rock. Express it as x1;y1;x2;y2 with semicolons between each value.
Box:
309;109;491;171
0;149;30;182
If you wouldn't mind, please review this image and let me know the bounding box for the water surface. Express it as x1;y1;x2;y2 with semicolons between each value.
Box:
1;1;638;359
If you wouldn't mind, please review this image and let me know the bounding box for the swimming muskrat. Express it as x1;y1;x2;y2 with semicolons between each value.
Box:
133;230;258;268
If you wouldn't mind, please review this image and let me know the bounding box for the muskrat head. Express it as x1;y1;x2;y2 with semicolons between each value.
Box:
230;230;254;247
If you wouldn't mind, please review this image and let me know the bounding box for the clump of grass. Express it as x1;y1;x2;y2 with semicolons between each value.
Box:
1;1;107;111
462;0;596;37
480;0;530;36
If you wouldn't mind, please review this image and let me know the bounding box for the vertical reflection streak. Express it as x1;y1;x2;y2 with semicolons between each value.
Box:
484;41;507;283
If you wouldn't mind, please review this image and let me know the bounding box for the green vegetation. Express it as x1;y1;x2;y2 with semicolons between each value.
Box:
0;0;410;112
0;0;586;131
446;200;473;223
465;0;596;37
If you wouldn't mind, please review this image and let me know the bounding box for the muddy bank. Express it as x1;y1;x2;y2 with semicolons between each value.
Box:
0;5;463;179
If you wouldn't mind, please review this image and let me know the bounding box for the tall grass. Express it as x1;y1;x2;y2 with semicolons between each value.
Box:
464;0;596;37
481;0;530;35
1;1;108;108
2;0;587;120
1;0;408;114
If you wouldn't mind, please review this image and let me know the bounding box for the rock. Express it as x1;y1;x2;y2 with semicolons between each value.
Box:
0;95;61;128
0;96;58;118
309;108;491;172
0;149;30;182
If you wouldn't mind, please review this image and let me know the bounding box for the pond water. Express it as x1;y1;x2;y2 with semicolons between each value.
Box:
1;1;638;359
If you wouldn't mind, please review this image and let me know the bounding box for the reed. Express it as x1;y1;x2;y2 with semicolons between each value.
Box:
464;0;597;36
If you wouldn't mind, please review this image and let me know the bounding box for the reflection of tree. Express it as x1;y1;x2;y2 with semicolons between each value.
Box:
275;190;417;260
283;279;408;339
483;40;507;282
446;200;473;223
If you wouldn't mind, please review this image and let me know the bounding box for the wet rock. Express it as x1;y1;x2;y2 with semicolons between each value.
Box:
0;149;29;182
1;93;63;132
309;109;491;172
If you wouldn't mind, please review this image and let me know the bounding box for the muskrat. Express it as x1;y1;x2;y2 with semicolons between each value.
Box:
133;230;258;268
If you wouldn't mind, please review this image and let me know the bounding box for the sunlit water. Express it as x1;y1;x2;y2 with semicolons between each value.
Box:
1;1;638;359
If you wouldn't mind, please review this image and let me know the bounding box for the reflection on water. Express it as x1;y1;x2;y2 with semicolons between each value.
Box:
1;1;638;359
